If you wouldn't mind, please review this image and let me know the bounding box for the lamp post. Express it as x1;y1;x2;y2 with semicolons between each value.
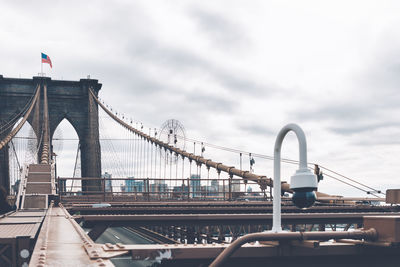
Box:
272;123;318;232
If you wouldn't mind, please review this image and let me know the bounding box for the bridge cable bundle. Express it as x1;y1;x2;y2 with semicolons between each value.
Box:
88;88;384;199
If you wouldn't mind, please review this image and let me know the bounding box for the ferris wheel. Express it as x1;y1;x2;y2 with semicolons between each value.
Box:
158;119;186;164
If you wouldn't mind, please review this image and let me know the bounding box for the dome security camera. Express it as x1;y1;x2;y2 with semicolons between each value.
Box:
290;168;318;209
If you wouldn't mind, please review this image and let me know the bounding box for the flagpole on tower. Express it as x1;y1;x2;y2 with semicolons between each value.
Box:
40;52;52;76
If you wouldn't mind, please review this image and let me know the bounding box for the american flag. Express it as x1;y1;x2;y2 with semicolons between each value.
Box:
41;53;52;68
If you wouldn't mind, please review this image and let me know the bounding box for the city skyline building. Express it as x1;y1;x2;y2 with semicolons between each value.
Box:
101;172;113;192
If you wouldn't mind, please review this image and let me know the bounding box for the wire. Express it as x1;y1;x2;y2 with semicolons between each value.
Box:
175;134;384;196
317;165;384;195
95;91;384;197
323;173;380;198
0;87;38;135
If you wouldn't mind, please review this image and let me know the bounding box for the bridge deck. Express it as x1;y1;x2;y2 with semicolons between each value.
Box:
30;206;114;266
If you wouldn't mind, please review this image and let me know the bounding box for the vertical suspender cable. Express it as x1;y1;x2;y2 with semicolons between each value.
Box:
134;132;137;178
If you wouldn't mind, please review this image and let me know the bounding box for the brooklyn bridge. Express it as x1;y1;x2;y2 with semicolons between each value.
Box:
0;75;399;267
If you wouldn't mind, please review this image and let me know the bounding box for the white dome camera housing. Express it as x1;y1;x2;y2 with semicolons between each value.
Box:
290;168;318;209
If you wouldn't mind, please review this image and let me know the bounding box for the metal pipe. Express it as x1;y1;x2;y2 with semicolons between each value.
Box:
209;228;377;267
273;123;308;232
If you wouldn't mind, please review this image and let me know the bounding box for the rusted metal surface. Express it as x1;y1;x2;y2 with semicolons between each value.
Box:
22;163;55;209
101;239;399;261
26;173;51;183
30;204;115;266
28;164;51;173
25;184;52;194
76;212;398;226
65;201;400;215
364;216;400;243
25;164;54;195
386;189;400;204
209;228;377;267
23;195;47;209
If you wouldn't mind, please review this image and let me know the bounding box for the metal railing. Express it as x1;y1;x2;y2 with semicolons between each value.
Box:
58;177;271;202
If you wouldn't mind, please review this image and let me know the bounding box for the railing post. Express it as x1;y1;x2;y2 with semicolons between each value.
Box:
181;179;184;200
102;177;106;202
223;180;226;201
146;178;150;201
134;186;137;201
228;174;233;201
187;178;190;201
58;178;62;203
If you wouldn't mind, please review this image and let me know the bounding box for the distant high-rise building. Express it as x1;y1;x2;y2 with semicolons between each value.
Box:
232;180;241;192
190;174;201;198
150;183;168;193
102;172;112;192
208;179;219;197
126;177;144;192
211;179;219;191
120;184;126;192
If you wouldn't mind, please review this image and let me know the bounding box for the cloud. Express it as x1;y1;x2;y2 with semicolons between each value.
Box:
295;48;400;131
329;122;400;135
190;7;249;49
124;38;275;96
237;122;275;137
184;91;237;113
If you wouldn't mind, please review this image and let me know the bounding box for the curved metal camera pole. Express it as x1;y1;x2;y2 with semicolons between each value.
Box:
272;123;308;232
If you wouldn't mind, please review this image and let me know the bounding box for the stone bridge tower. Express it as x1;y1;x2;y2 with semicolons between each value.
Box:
0;75;102;193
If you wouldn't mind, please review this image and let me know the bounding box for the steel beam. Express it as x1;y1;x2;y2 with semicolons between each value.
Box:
75;212;400;227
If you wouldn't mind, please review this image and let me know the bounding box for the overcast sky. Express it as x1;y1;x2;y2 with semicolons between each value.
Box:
2;1;400;196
